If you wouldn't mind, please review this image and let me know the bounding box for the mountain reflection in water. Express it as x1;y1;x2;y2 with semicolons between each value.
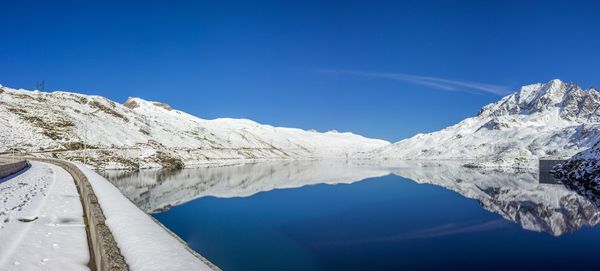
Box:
102;160;600;236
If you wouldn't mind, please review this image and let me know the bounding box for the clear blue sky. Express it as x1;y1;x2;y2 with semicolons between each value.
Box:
1;0;599;142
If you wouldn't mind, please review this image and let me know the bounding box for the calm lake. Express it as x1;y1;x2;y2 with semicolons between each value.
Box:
102;160;600;271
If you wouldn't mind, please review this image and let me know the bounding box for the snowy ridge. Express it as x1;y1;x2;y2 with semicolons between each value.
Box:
0;85;389;169
368;79;600;167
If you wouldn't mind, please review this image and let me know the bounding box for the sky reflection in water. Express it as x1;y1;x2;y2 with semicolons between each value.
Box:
103;161;600;271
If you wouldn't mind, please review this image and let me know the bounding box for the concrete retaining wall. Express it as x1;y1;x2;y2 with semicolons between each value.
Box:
27;157;128;271
0;159;29;179
2;156;219;271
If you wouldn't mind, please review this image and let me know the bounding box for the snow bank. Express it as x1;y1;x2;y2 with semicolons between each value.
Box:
76;164;216;271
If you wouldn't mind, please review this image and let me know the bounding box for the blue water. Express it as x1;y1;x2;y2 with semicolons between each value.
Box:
146;173;600;271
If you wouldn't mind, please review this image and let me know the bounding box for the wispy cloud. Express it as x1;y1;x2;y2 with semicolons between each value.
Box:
320;69;511;95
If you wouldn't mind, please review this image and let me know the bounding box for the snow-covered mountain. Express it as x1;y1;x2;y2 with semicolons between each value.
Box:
3;79;598;170
367;79;600;168
0;85;389;169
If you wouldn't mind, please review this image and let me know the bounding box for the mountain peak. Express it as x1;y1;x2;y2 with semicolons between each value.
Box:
124;97;173;111
514;79;568;107
370;80;600;164
477;79;599;121
123;97;141;109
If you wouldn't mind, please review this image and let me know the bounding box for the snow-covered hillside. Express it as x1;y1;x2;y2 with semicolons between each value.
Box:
0;85;389;169
368;79;600;168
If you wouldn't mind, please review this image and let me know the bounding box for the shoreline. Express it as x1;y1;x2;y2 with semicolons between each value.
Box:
10;157;219;271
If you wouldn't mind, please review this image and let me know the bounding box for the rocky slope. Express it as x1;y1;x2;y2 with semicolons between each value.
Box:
553;139;600;204
0;85;389;169
367;79;600;168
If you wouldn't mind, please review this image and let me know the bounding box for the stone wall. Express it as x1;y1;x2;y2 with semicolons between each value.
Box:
28;157;128;271
0;159;29;179
3;156;219;271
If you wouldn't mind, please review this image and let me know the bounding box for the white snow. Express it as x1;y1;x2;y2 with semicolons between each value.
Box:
367;79;600;167
1;79;598;170
76;164;214;271
0;161;89;270
0;85;389;169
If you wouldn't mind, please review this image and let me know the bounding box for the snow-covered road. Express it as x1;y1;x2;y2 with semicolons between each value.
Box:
0;161;89;270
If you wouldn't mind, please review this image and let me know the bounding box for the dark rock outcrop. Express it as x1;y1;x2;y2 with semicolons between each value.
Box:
554;140;600;205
